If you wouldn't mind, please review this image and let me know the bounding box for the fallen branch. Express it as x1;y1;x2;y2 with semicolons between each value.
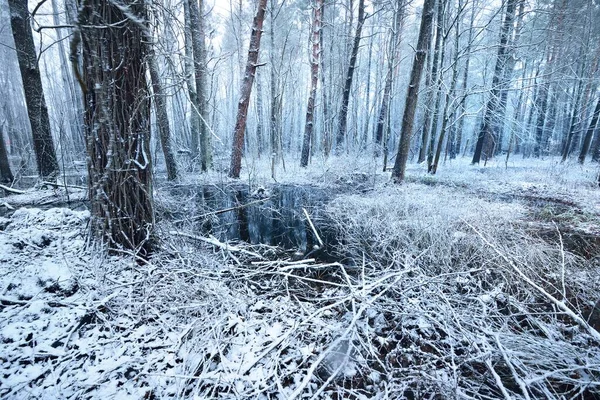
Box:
303;208;324;248
169;230;263;259
466;221;600;342
173;197;270;224
0;184;27;195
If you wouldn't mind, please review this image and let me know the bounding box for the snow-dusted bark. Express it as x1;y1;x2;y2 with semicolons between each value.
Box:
300;0;323;168
472;0;518;164
148;51;178;181
229;0;268;179
0;126;13;183
8;0;59;179
335;0;366;153
74;0;154;255
392;0;436;183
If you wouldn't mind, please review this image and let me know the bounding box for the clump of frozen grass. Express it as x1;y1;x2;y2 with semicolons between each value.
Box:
321;183;600;398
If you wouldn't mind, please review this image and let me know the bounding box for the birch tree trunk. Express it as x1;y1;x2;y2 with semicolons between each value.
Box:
300;0;323;167
188;0;211;171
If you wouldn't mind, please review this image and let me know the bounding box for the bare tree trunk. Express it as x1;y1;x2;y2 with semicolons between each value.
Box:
229;0;268;178
431;0;463;174
335;0;366;152
579;95;600;164
320;0;332;158
148;51;178;180
188;0;211;171
75;0;154;255
8;0;59;179
300;0;323;168
255;69;265;157
472;0;518;164
51;0;85;156
391;0;436;183
182;0;200;166
0;126;13;184
454;1;476;159
374;0;405;158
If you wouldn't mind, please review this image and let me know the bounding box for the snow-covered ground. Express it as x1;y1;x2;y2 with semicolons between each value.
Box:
1;157;599;399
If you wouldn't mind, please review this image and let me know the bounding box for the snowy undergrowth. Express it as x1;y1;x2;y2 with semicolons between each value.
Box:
1;158;599;399
323;184;600;398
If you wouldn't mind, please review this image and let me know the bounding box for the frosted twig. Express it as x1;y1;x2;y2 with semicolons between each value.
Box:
466;221;600;342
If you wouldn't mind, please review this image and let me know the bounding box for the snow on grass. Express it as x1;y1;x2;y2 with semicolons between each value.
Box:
1;157;599;398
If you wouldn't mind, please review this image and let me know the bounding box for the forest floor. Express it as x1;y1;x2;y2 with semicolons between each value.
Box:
1;156;599;399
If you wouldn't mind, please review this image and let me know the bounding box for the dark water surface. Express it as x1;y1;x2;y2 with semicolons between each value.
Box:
170;184;338;259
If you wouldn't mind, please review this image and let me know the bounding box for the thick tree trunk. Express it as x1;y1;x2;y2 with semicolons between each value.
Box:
335;0;366;152
76;0;154;255
391;0;436;183
472;0;518;164
300;0;323;168
374;0;405;158
148;52;178;180
229;0;268;179
579;95;600;164
8;0;59;179
0;127;14;184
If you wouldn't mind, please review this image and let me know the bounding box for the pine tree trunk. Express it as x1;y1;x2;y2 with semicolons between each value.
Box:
391;0;436;183
335;0;366;152
229;0;268;178
8;0;59;179
76;0;154;255
300;0;323;168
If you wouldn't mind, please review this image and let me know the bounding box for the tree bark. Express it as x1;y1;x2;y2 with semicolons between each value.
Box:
182;0;200;164
188;0;211;171
391;0;436;183
472;0;518;164
148;51;178;180
75;0;154;255
374;0;405;158
229;0;268;179
300;0;323;168
335;0;366;152
8;0;59;179
0;126;14;184
579;95;600;164
431;0;463;174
